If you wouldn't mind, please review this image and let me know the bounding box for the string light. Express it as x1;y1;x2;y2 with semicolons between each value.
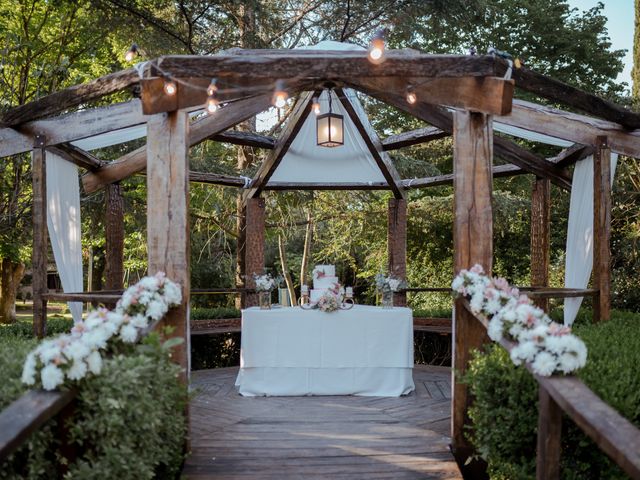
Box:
272;80;288;108
207;78;218;96
206;96;219;114
368;29;386;64
406;86;417;105
163;78;177;96
125;43;138;62
312;97;321;115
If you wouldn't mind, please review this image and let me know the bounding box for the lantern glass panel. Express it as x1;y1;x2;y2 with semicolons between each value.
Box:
316;113;344;148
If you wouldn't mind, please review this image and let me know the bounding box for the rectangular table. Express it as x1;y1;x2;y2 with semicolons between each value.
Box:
235;305;415;397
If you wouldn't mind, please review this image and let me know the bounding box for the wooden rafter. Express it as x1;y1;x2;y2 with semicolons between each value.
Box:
335;88;406;199
551;144;594;168
82;92;276;193
382;126;448;150
211;130;275;149
47;144;105;171
347;77;572;190
243;92;317;200
499;99;640;158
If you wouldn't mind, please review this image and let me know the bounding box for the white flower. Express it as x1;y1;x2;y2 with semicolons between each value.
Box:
21;353;37;385
469;291;484;313
163;281;182;304
67;360;88;381
388;278;401;292
41;364;64;391
146;300;166;320
119;324;138;343
531;351;557;376
86;350;103;374
82;326;110;350
510;340;538;365
38;342;61;364
63;340;91;362
451;276;464;292
130;314;148;329
487;317;504;341
484;297;502;315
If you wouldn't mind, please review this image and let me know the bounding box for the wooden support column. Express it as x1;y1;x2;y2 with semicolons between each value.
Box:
536;386;562;480
32;135;48;338
243;198;265;307
593;136;612;323
147;111;190;380
388;199;407;306
104;182;124;290
452;111;493;455
531;177;551;311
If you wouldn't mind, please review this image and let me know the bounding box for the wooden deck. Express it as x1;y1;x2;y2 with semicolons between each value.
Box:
183;365;462;479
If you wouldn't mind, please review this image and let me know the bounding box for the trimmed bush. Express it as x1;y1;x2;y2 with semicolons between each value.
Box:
0;334;186;479
190;307;240;320
464;313;640;479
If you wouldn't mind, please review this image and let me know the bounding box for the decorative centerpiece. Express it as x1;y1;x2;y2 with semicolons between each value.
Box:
375;273;406;309
300;264;354;311
253;273;280;310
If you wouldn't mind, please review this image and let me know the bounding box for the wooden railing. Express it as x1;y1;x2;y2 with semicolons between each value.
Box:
461;299;640;479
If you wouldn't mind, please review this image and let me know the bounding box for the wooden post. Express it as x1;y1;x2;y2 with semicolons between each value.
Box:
104;182;124;290
593;136;611;323
388;198;407;306
244;198;265;307
32;135;48;338
531;177;551;311
452;111;493;454
147;111;190;381
536;386;562;480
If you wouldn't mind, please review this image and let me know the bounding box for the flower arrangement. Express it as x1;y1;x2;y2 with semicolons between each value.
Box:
311;283;343;312
375;273;406;292
21;272;182;391
252;273;280;292
452;264;587;376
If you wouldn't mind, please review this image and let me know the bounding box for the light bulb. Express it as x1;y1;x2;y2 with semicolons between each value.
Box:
368;30;386;64
272;80;288;108
207;78;218;96
312;97;321;115
163;79;177;96
406;89;417;105
206;96;219;114
125;43;138;62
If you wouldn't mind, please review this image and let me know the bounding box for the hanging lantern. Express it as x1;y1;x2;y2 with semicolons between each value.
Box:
316;91;344;148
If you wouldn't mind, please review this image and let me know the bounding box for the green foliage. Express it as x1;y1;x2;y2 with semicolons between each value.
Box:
464;313;640;479
0;334;186;479
190;307;240;320
0;318;73;339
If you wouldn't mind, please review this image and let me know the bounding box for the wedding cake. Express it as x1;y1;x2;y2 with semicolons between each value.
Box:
310;265;340;302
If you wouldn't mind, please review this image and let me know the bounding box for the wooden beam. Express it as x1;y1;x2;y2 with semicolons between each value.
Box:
551;144;594;168
0;69;139;128
82;93;274;193
105;183;124;290
31;136;48;339
244;198;266;307
188;171;246;187
510;65;640;130
243;92;316;200
452;111;492;453
47;143;104;171
536;386;562;480
0;99;146;159
593;136;612;323
147;111;190;381
154;53;503;81
401;164;523;188
382;126;448;150
388;199;407;306
347;78;572;190
265;181;389;190
531;177;551;311
335;88;406;199
500;99;640;158
347;76;514;116
210;130;275;149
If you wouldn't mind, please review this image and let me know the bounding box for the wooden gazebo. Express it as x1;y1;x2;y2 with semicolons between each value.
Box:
1;46;640;478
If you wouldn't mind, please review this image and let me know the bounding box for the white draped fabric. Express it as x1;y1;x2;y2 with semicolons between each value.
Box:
46;153;83;323
564;154;618;325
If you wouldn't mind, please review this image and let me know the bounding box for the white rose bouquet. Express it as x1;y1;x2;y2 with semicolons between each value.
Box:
375;273;406;293
252;273;281;292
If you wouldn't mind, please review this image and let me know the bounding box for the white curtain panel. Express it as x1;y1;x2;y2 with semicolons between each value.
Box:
564;153;618;325
46;153;84;323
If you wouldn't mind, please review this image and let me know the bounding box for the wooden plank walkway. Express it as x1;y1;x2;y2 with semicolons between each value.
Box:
183;365;461;479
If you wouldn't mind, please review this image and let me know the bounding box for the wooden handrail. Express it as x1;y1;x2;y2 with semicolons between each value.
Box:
461;299;640;479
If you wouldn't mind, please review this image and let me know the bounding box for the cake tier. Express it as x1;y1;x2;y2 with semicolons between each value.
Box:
313;275;339;290
312;264;336;278
309;289;327;303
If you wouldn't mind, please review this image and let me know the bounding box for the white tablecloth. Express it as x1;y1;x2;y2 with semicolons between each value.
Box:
235;305;415;397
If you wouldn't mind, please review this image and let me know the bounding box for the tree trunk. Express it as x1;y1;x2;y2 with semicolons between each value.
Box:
278;234;297;306
0;258;25;324
300;211;313;286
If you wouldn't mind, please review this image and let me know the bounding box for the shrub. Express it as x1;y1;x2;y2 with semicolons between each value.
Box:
190;307;240;320
0;334;187;479
0;318;73;339
465;313;640;479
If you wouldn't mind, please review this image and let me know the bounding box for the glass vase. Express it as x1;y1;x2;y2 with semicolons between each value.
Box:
259;291;271;310
381;289;394;309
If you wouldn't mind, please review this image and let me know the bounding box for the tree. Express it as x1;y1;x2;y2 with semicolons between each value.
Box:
634;0;640;100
